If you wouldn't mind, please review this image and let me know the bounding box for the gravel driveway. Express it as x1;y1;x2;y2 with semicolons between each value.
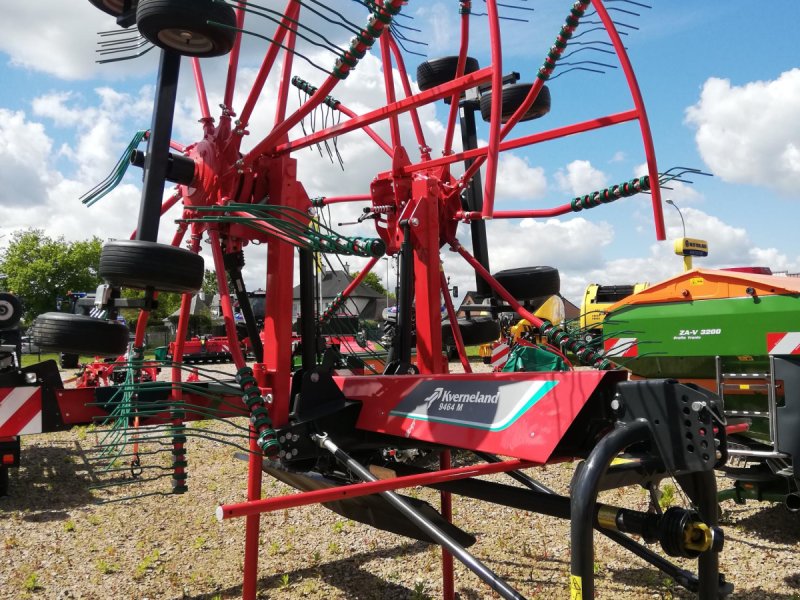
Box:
1;360;799;599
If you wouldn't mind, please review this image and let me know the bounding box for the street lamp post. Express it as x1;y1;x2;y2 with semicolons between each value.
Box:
664;199;709;272
665;199;686;238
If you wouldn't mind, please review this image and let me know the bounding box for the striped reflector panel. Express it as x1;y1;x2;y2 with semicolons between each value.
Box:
767;332;800;355
0;387;43;436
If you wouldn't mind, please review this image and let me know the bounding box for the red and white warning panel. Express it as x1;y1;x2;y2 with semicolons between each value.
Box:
490;342;510;370
0;387;43;436
604;337;638;358
767;332;800;355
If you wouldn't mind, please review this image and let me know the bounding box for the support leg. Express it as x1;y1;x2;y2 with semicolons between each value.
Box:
570;421;650;600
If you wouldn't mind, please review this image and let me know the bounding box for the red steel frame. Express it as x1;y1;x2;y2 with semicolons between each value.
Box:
60;1;670;598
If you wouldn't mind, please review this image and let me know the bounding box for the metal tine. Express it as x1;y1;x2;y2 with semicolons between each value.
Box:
296;0;364;36
391;25;427;46
97;27;138;37
580;17;640;31
560;44;617;61
479;0;535;12
98;39;152;55
470;10;530;23
571;25;628;40
585;5;642;18
606;0;651;9
658;166;713;186
390;18;423;34
97;44;156;64
230;1;349;55
213;22;330;74
97;34;145;48
548;66;606;80
392;35;427;58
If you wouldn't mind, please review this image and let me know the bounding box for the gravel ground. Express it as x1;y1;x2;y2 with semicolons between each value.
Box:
2;360;800;599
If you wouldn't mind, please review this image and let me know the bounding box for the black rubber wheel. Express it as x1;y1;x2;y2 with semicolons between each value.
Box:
31;313;129;357
136;0;237;57
0;293;22;330
59;353;81;369
492;266;560;302
442;318;500;347
100;240;204;293
417;56;480;91
480;84;551;123
88;0;131;17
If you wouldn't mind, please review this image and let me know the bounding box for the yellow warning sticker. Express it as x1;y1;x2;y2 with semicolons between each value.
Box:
570;575;583;600
689;277;705;286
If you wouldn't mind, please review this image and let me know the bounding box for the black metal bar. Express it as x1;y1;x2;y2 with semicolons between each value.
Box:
570;420;650;600
676;471;723;599
224;252;264;363
136;50;181;242
298;249;318;370
473;451;556;494
459;101;491;298
314;434;526;600
396;221;415;365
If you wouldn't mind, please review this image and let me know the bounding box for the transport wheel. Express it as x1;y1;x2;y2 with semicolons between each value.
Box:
31;313;129;356
99;240;204;294
442;317;501;347
87;0;132;17
416;56;480;91
0;293;22;330
480;83;551;123
136;0;237;57
59;353;81;369
492;267;560;302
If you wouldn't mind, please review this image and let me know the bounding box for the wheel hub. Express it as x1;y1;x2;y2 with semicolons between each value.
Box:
158;28;214;54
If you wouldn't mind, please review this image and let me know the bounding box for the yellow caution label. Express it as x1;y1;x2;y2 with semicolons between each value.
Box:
611;456;639;466
739;384;750;390
570;575;583;599
689;277;705;286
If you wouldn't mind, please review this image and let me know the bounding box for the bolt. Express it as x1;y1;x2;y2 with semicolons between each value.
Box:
265;393;273;404
310;372;320;383
409;218;419;227
691;400;707;412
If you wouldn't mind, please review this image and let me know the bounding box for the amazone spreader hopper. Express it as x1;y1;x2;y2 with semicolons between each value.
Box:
604;268;800;508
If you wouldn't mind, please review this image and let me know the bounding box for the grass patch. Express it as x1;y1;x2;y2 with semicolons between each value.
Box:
134;549;160;579
22;572;41;592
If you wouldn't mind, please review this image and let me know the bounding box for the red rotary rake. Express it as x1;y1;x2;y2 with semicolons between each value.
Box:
3;0;737;598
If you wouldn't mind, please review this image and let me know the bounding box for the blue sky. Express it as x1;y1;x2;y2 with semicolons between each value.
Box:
0;1;797;303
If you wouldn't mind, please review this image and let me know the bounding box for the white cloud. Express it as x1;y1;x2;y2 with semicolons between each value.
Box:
495;154;547;201
0;109;56;208
685;69;800;197
555;160;608;196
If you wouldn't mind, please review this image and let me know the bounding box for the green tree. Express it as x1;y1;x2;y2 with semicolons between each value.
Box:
353;270;387;295
0;229;103;323
202;269;219;297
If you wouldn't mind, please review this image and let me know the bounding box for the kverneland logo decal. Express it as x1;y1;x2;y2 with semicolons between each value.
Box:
391;379;557;431
422;387;500;407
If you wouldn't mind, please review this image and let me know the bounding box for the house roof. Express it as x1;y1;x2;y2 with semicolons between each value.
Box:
292;270;384;299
